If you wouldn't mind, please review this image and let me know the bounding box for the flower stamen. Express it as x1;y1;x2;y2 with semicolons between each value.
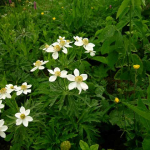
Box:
54;45;61;51
75;76;83;83
21;85;27;90
55;71;61;76
20;114;25;119
35;60;42;67
60;40;66;47
0;88;7;94
82;39;89;45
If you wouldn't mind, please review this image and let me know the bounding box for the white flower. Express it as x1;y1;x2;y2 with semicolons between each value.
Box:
67;69;88;94
0;119;8;138
15;106;33;127
46;43;67;60
0;100;4;113
30;60;49;72
16;82;32;96
48;67;68;82
57;36;65;42
73;36;82;42
74;37;95;51
6;84;17;93
43;44;50;51
0;88;11;99
85;49;96;56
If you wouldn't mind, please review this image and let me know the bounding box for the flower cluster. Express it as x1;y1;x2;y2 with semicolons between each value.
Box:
0;82;32;100
74;36;96;56
42;36;96;59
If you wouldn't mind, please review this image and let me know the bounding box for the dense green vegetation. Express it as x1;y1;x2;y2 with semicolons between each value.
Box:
0;0;150;150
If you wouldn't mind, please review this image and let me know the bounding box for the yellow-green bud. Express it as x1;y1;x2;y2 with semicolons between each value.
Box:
60;141;71;150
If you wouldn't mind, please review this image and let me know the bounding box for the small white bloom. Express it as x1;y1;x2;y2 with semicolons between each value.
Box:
43;44;50;51
73;36;82;42
67;69;88;94
0;100;4;113
16;82;32;96
15;106;33;127
0;88;11;99
58;36;65;42
85;49;96;56
74;37;95;51
30;60;49;72
0;119;8;138
6;84;17;93
48;67;68;82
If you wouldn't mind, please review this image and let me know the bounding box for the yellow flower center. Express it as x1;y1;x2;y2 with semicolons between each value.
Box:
54;45;61;51
60;40;66;47
21;85;27;90
59;37;63;41
133;65;140;70
45;44;49;48
20;114;25;119
66;40;70;43
76;38;79;41
82;39;89;45
55;71;61;76
114;97;119;103
53;17;56;20
75;76;83;83
35;60;42;67
10;86;14;89
0;88;6;94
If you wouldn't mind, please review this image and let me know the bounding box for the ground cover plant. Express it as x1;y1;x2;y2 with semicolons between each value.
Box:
0;0;150;150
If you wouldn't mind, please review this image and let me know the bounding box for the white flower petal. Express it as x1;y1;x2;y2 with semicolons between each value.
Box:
74;41;83;46
62;48;68;54
0;104;4;109
46;46;54;53
80;74;88;81
15;113;21;118
0;131;6;138
30;67;38;72
90;51;96;56
48;69;55;74
68;82;77;90
74;69;79;76
16;90;23;96
6;93;11;99
0;120;4;127
80;82;88;90
77;83;82;94
54;67;60;72
42;61;49;65
52;52;59;60
25;109;30;116
20;107;25;114
67;75;75;81
27;85;32;88
16;118;22;126
26;116;33;122
38;66;45;70
60;71;68;78
23;119;28;127
1;126;8;131
49;76;57;82
23;82;27;86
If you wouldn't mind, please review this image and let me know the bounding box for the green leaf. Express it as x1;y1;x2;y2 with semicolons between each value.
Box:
141;0;146;6
90;144;99;150
92;56;108;64
143;138;150;150
116;0;130;19
123;102;150;121
79;140;90;150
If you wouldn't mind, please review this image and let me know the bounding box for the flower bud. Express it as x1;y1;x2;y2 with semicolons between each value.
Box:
34;1;36;10
114;97;119;103
133;65;140;70
60;141;71;150
109;5;112;9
